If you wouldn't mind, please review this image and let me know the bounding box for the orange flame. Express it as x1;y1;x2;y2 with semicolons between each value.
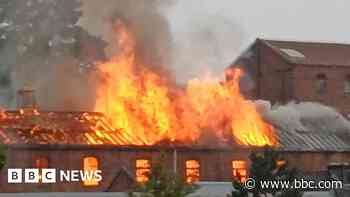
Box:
94;20;277;147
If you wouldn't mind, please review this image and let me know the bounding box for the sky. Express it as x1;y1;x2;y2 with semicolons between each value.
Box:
81;0;350;82
168;0;350;44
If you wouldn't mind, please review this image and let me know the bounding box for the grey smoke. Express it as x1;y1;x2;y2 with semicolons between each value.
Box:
169;15;244;83
256;101;350;134
80;0;174;76
80;1;244;83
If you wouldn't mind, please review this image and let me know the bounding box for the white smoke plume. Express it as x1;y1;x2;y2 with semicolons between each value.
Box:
256;100;350;134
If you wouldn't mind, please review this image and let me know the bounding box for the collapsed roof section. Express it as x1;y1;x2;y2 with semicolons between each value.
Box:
0;110;349;152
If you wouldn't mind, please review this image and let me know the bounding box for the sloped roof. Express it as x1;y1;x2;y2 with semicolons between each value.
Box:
260;39;350;66
275;129;350;152
0;110;350;152
0;111;133;145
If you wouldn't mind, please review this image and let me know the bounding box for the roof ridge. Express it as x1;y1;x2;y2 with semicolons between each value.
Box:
258;38;350;47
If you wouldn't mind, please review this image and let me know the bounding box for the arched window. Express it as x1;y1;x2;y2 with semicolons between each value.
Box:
232;160;247;183
315;73;327;94
34;157;49;183
185;160;200;183
136;159;151;183
344;75;350;95
83;156;99;186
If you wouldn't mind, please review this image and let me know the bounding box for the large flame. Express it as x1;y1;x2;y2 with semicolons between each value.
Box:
94;20;277;147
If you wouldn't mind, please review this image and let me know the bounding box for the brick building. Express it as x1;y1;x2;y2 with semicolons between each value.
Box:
1;109;350;192
232;39;350;115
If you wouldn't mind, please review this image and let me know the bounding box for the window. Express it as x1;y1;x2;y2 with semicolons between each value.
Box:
315;74;327;94
232;160;247;183
277;160;286;168
34;157;48;183
185;160;200;183
344;75;350;95
35;157;49;168
83;156;99;186
136;159;151;183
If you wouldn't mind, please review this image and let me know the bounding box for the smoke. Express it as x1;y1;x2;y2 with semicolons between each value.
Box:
256;101;350;134
80;1;245;84
169;14;244;83
80;0;174;75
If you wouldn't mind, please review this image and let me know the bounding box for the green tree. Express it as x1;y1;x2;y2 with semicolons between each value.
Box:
231;148;303;197
231;179;248;197
0;0;106;107
130;154;199;197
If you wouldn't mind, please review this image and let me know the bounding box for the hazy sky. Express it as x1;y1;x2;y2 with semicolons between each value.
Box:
168;0;350;45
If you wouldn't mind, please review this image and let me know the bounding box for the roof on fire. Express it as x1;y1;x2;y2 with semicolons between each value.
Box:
258;39;350;66
0;110;350;152
0;111;135;145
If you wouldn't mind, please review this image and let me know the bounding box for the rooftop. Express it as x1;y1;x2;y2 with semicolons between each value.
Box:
260;39;350;66
0;110;350;152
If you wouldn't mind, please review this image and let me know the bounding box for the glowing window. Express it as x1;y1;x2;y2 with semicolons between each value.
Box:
34;157;48;183
232;160;247;183
136;159;151;183
35;157;49;168
277;160;286;168
83;156;99;186
185;160;200;183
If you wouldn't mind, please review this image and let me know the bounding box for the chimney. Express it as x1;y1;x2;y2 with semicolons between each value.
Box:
16;87;37;112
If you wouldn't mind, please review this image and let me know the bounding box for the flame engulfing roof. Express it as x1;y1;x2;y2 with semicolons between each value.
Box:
0;110;349;151
0;111;136;145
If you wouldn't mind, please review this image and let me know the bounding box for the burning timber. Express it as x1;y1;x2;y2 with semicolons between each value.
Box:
1;19;350;192
0;110;262;147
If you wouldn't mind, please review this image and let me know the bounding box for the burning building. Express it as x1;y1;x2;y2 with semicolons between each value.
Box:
1;21;350;193
1;94;350;192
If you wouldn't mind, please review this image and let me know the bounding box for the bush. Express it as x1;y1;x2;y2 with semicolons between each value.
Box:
230;147;303;197
130;154;199;197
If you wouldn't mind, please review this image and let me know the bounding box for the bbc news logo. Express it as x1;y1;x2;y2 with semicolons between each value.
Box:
8;169;102;184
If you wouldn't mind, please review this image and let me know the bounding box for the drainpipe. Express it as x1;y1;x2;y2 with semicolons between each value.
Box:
173;148;177;174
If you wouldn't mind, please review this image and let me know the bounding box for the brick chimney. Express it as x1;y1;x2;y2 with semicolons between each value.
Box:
16;87;37;112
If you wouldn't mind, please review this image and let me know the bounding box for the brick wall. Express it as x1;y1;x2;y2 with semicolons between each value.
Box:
1;146;350;192
253;41;350;114
0;146;251;192
256;41;294;104
293;65;350;114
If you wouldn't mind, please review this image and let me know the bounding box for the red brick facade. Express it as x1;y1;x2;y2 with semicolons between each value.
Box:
233;39;350;115
1;145;349;192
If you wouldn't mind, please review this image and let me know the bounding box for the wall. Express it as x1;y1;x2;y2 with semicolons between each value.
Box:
293;65;350;114
0;146;349;192
0;146;251;192
256;41;294;104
